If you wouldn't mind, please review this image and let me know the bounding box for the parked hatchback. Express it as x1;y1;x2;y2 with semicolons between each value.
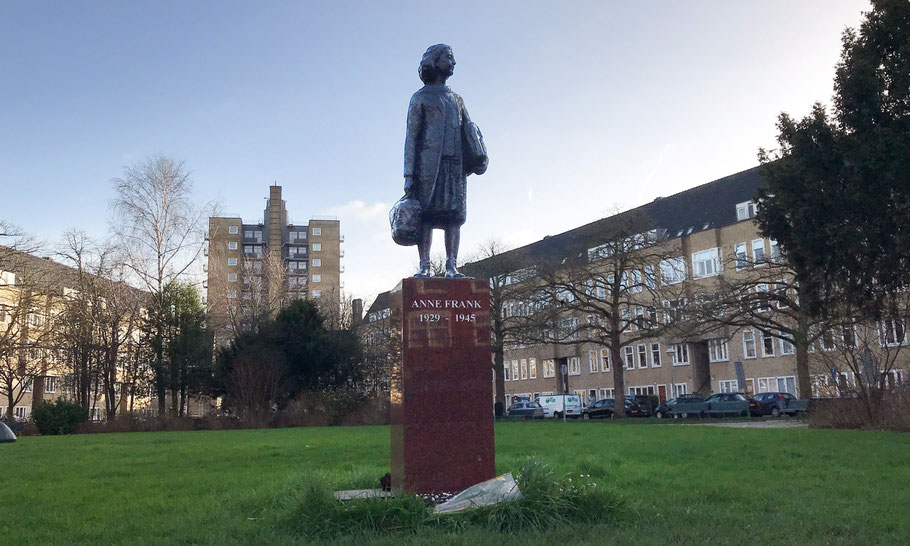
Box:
654;395;706;419
506;401;545;419
752;392;807;417
582;398;640;419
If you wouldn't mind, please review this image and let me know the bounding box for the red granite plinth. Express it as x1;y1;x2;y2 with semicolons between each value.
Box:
389;277;495;495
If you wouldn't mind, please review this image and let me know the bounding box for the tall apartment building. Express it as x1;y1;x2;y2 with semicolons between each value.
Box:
206;184;342;342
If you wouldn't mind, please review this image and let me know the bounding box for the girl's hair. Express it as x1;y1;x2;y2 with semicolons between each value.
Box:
418;44;451;84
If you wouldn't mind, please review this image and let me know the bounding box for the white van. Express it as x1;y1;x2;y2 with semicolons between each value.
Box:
536;394;582;419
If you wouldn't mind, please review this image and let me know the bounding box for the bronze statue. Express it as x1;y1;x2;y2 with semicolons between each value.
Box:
396;44;488;278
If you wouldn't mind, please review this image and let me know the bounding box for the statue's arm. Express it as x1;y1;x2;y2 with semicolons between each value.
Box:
404;94;423;188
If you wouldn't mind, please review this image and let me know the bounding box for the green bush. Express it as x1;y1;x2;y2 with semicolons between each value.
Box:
32;400;86;435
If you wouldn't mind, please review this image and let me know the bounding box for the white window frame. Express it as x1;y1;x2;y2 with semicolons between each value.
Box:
743;330;757;359
542;359;555;378
312;258;321;267
672;383;688;397
227;273;238;282
734;242;748;270
228;241;238;250
761;330;776;357
312;274;321;283
736;201;756;221
780;336;795;355
623;346;634;370
600;349;610;372
45;375;57;394
312;243;322;252
598;387;614;400
751;239;765;265
312;290;321;297
650;342;661;368
528;358;537;380
692;248;721;278
636;344;648;369
311;227;321;236
718;379;739;393
708;338;729;362
520;359;528;380
589;350;599;373
659;257;686;285
227;257;238;266
671;343;689;366
504;364;511;381
879;318;906;347
568;356;581;376
228;225;239;234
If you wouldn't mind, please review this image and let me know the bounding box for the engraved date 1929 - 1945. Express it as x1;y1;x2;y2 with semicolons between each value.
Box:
418;313;476;323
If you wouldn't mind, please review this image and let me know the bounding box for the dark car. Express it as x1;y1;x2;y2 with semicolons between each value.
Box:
625;394;655;417
703;393;758;417
654;395;706;419
506;401;544;419
582;398;640;419
752;392;807;417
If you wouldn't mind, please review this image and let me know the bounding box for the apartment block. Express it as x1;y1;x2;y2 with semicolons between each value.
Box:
367;165;908;407
206;184;343;342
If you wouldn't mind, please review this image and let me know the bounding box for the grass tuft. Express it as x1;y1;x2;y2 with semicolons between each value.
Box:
277;458;625;540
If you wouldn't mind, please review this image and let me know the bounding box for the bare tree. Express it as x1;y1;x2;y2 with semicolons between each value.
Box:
0;247;59;420
696;248;832;399
810;295;909;424
110;155;209;415
496;213;688;416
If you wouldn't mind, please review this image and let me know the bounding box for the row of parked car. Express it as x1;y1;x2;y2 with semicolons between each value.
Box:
505;392;807;419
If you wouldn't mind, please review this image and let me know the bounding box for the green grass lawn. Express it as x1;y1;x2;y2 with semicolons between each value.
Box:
1;421;908;544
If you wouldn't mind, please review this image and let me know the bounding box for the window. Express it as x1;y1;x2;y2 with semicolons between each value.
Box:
663;298;686;323
644;265;656;288
734;243;748;270
511;361;520;381
761;330;775;357
543;359;555;378
45;375;57;393
312;243;322;251
651;343;661;367
755;284;771;312
743;330;757;358
659;257;686;284
751;239;765;265
692;248;721;278
568;357;581;376
228;241;238;250
504;364;511;381
228;225;239;234
520;359;528;380
312;290;321;297
598;388;614;400
312;274;321;283
227;273;238;282
630;269;643;293
528;358;537;379
312;227;321;236
736;201;756;221
312;258;321;267
769;239;781;262
623;346;634;370
227;290;237;298
589;351;599;373
22;378;32;392
880;318;906;347
636;344;648;369
629;385;655;396
719;379;739;393
708;338;729;362
228;258;238;266
672;383;688;397
14;406;29;420
600;349;610;372
780;336;795;355
671;343;689;365
759;376;797;395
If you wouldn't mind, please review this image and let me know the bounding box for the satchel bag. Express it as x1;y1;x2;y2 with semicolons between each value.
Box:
389;194;422;246
462;121;488;175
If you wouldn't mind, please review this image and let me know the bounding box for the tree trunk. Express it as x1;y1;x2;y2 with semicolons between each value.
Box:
795;345;812;400
611;339;626;417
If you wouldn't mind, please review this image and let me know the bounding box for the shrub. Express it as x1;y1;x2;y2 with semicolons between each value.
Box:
32;400;86;435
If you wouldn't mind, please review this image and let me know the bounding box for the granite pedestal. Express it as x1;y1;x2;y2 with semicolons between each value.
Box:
390;277;495;494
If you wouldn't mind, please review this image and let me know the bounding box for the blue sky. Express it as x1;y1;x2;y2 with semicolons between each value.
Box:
1;1;868;304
